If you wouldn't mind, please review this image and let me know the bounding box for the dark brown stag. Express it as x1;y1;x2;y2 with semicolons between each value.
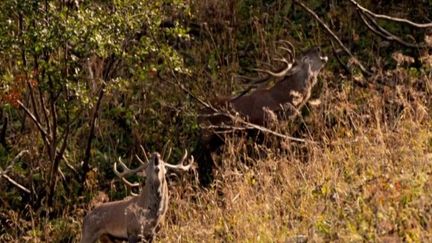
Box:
196;45;328;185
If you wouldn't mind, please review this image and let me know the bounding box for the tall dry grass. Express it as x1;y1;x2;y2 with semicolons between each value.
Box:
157;64;432;242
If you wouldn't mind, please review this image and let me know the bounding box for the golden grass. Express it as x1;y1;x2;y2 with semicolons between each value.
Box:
160;118;432;242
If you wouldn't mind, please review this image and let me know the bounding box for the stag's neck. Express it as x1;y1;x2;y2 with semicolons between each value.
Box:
139;178;169;221
271;63;311;101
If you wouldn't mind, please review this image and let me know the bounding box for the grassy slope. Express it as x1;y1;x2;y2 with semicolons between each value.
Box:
3;1;432;242
157;70;432;242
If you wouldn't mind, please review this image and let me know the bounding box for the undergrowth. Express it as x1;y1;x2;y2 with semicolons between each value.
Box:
1;1;432;242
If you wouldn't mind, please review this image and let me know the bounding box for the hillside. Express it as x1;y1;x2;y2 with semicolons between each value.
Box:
1;0;431;242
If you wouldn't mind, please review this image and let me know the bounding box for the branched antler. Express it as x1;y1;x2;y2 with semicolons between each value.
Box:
114;153;148;191
164;150;194;171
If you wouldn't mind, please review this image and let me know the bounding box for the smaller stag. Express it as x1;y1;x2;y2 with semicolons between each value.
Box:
196;44;328;185
80;148;194;243
202;46;328;126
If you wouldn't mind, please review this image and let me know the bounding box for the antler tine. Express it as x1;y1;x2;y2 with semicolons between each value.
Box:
252;40;295;78
135;154;146;165
139;145;149;164
278;46;294;61
114;157;147;188
277;39;296;59
162;141;169;157
165;147;173;162
256;60;275;70
252;61;293;77
273;57;291;65
161;140;173;162
164;149;194;171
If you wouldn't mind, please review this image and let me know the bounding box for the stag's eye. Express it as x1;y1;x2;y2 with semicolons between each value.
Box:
302;56;311;64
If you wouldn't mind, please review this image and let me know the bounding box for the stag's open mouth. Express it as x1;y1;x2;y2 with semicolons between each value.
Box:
320;55;328;63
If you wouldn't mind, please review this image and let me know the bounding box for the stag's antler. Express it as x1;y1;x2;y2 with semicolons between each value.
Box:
164;149;194;171
114;145;149;189
161;141;173;162
277;39;295;60
253;40;295;77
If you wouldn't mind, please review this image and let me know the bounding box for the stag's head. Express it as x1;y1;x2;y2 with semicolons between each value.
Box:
114;146;194;193
298;47;328;75
145;153;166;183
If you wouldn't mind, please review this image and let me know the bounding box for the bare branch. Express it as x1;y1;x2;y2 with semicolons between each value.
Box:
349;0;432;28
1;174;31;194
293;0;371;76
81;82;106;183
0;114;8;149
37;85;51;133
330;41;352;75
0;150;31;194
230;114;312;143
359;11;427;48
17;100;51;144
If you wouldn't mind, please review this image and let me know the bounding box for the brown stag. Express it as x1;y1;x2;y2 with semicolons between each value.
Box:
80;148;194;243
196;45;328;185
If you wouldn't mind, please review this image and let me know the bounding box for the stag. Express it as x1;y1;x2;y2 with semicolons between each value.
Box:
80;148;193;243
196;44;328;185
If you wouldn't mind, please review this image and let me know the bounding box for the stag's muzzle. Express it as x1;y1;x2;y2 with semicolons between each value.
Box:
320;55;328;63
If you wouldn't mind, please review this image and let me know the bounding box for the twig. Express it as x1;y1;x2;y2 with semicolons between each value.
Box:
349;0;432;28
330;41;352;75
1;174;31;194
293;0;371;76
359;11;427;48
165;72;219;113
0;150;31;194
233;116;311;143
17;100;51;144
0;115;8;149
81;82;106;183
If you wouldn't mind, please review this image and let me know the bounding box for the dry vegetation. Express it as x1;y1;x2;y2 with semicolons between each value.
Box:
155;65;432;242
1;0;432;242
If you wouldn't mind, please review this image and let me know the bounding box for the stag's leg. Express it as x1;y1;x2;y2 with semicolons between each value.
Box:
80;209;109;243
80;229;100;243
195;132;224;186
127;235;139;243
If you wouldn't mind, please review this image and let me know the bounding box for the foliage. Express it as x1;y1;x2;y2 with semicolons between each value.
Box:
1;0;432;242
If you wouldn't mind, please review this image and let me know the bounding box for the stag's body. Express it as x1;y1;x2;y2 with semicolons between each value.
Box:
81;151;191;243
225;47;326;125
81;182;168;242
196;47;327;185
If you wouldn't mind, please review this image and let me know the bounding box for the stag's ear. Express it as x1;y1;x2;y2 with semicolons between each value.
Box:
301;55;311;64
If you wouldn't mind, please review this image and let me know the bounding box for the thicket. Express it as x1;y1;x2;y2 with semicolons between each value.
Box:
1;0;431;242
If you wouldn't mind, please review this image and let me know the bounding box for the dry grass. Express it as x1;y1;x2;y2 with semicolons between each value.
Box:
6;62;431;243
2;2;432;242
155;67;432;242
159;117;432;242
